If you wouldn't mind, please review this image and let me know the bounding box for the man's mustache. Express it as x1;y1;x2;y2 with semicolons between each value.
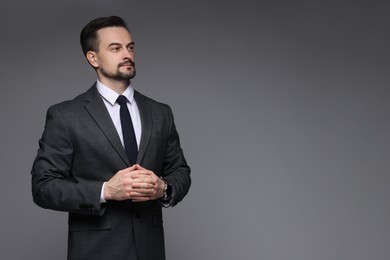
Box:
118;60;135;67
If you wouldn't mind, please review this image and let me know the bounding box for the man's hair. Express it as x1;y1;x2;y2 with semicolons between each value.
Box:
80;16;129;56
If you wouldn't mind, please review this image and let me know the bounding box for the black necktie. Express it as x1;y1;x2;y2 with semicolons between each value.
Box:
116;95;138;165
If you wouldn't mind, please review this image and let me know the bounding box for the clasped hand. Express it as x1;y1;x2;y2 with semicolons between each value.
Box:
104;164;165;202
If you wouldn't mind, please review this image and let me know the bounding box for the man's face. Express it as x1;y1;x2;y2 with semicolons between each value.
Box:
89;27;136;82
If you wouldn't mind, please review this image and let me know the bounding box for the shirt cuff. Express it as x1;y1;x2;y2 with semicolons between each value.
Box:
100;182;107;203
160;197;172;208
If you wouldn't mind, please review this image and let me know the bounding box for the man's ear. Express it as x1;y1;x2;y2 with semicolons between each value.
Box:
86;51;99;68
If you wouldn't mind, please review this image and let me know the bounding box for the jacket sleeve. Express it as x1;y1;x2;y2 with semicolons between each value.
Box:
31;105;105;216
160;106;191;207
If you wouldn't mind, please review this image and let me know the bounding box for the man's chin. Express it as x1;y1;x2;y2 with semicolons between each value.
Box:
119;72;136;81
100;68;136;81
119;68;136;79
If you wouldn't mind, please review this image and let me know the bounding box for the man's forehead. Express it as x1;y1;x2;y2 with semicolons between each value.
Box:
97;27;133;44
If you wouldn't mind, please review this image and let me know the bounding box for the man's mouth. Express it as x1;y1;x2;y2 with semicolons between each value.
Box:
119;61;134;67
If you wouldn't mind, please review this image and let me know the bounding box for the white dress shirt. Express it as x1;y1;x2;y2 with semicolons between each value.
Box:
96;80;142;147
96;80;142;202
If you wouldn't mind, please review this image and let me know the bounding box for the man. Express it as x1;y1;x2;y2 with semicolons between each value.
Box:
31;16;191;260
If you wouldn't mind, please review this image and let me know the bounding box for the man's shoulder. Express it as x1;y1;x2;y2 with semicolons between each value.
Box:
47;86;95;113
134;90;170;110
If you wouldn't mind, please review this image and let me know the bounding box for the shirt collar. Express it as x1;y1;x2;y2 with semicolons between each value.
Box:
96;80;135;106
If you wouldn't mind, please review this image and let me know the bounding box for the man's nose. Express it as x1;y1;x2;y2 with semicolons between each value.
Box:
123;49;134;60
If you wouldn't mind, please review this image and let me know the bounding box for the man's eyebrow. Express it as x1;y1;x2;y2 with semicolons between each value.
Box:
107;42;121;48
107;42;135;47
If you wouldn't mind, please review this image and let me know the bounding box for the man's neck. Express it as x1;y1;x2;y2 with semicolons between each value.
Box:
98;77;130;95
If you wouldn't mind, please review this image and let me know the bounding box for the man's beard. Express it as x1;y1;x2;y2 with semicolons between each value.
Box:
100;61;136;81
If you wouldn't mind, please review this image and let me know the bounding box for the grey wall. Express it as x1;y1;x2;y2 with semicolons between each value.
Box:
1;1;389;259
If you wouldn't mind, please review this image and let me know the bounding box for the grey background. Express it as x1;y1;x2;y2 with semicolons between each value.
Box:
1;1;389;259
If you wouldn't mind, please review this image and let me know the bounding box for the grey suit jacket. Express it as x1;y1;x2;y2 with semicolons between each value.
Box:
31;84;191;260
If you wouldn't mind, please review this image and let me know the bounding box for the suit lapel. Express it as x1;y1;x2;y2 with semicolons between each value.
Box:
134;91;152;164
83;85;130;166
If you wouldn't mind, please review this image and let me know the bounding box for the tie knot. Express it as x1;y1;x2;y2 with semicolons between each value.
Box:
116;95;128;106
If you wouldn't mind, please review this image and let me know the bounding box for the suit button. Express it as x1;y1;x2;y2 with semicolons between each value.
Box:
135;212;140;218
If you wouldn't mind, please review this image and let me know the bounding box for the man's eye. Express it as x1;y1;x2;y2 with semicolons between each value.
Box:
112;47;120;52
